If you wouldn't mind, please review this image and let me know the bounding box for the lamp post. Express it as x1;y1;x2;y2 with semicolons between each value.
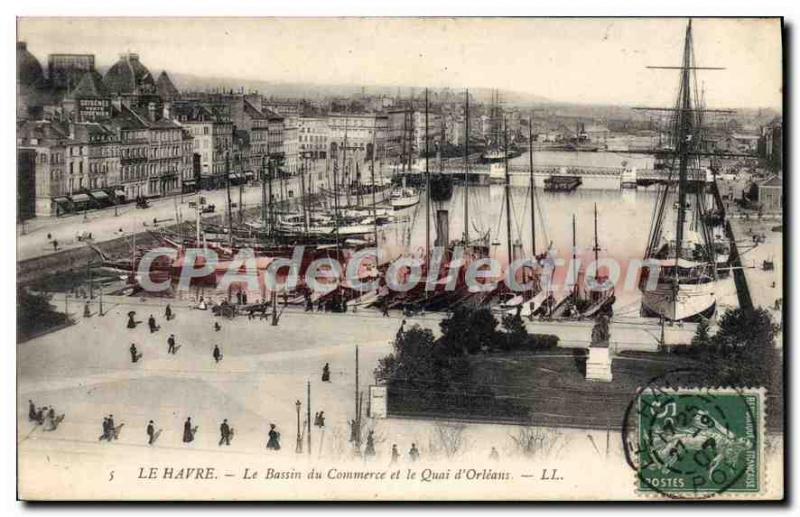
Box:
295;399;303;453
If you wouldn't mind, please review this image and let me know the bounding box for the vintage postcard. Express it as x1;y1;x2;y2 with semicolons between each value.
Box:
16;16;784;501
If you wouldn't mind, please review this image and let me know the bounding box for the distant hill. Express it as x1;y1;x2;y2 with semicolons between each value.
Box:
143;70;551;105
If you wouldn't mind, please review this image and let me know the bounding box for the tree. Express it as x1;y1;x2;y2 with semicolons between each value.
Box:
704;307;779;388
690;318;712;348
17;289;68;342
431;423;467;459
500;312;529;351
375;325;437;385
439;306;498;355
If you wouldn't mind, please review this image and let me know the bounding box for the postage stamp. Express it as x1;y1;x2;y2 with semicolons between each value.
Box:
636;387;764;497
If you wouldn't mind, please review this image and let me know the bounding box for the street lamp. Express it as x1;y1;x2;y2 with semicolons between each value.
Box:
295;399;303;453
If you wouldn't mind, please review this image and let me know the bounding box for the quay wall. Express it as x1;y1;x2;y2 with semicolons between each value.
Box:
17;194;309;286
710;180;753;311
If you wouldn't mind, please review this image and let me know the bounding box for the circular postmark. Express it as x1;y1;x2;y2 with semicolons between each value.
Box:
620;368;760;500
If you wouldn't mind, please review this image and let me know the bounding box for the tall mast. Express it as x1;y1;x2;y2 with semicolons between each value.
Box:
572;214;577;301
528;111;536;256
300;159;308;235
464;89;470;245
225;152;233;248
370;126;378;247
424;88;431;265
268;159;274;240
675;20;694;257
332;150;340;255
343;111;350;207
260;155;268;238
593;203;600;266
503;117;512;265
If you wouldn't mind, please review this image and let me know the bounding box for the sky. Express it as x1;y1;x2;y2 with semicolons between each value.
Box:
17;17;783;109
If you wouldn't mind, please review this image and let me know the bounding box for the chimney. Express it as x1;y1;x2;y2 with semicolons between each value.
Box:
147;102;157;122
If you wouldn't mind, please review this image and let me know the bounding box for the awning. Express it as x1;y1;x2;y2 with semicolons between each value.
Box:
53;197;70;205
228;173;244;181
91;190;109;200
182;179;197;185
114;190;126;198
71;193;91;203
244;171;255;178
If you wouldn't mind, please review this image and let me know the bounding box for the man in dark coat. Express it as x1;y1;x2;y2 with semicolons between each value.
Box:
219;419;232;446
390;444;400;464
148;315;158;333
147;420;155;445
408;443;420;462
130;343;141;363
321;363;331;382
165;304;173;321
183;417;195;443
213;345;222;363
108;415;117;440
99;416;110;441
167;334;176;354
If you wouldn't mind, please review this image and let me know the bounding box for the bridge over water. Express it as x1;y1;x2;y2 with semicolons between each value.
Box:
394;163;710;189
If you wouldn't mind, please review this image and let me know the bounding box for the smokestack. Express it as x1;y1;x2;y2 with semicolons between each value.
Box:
435;210;449;248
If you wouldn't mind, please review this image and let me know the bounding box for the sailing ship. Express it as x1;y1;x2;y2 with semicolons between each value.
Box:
639;20;719;322
391;184;421;209
480;90;520;163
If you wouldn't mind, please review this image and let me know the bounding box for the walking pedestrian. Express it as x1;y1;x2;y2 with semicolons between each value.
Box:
108;415;118;440
43;407;56;431
321;363;331;382
167;334;176;354
99;416;110;441
408;443;420;462
213;345;222;363
52;239;58;252
489;446;500;460
147;420;155;445
364;430;376;457
183;417;195;443
381;300;389;317
148;314;159;333
129;343;141;363
219;419;232;446
267;424;281;450
390;444;400;464
84;301;91;318
214;322;221;332
165;304;173;321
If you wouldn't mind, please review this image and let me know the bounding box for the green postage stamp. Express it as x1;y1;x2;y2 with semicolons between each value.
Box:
637;387;764;497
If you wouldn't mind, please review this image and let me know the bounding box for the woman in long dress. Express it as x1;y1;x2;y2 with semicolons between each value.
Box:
183;417;195;443
267;424;280;450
